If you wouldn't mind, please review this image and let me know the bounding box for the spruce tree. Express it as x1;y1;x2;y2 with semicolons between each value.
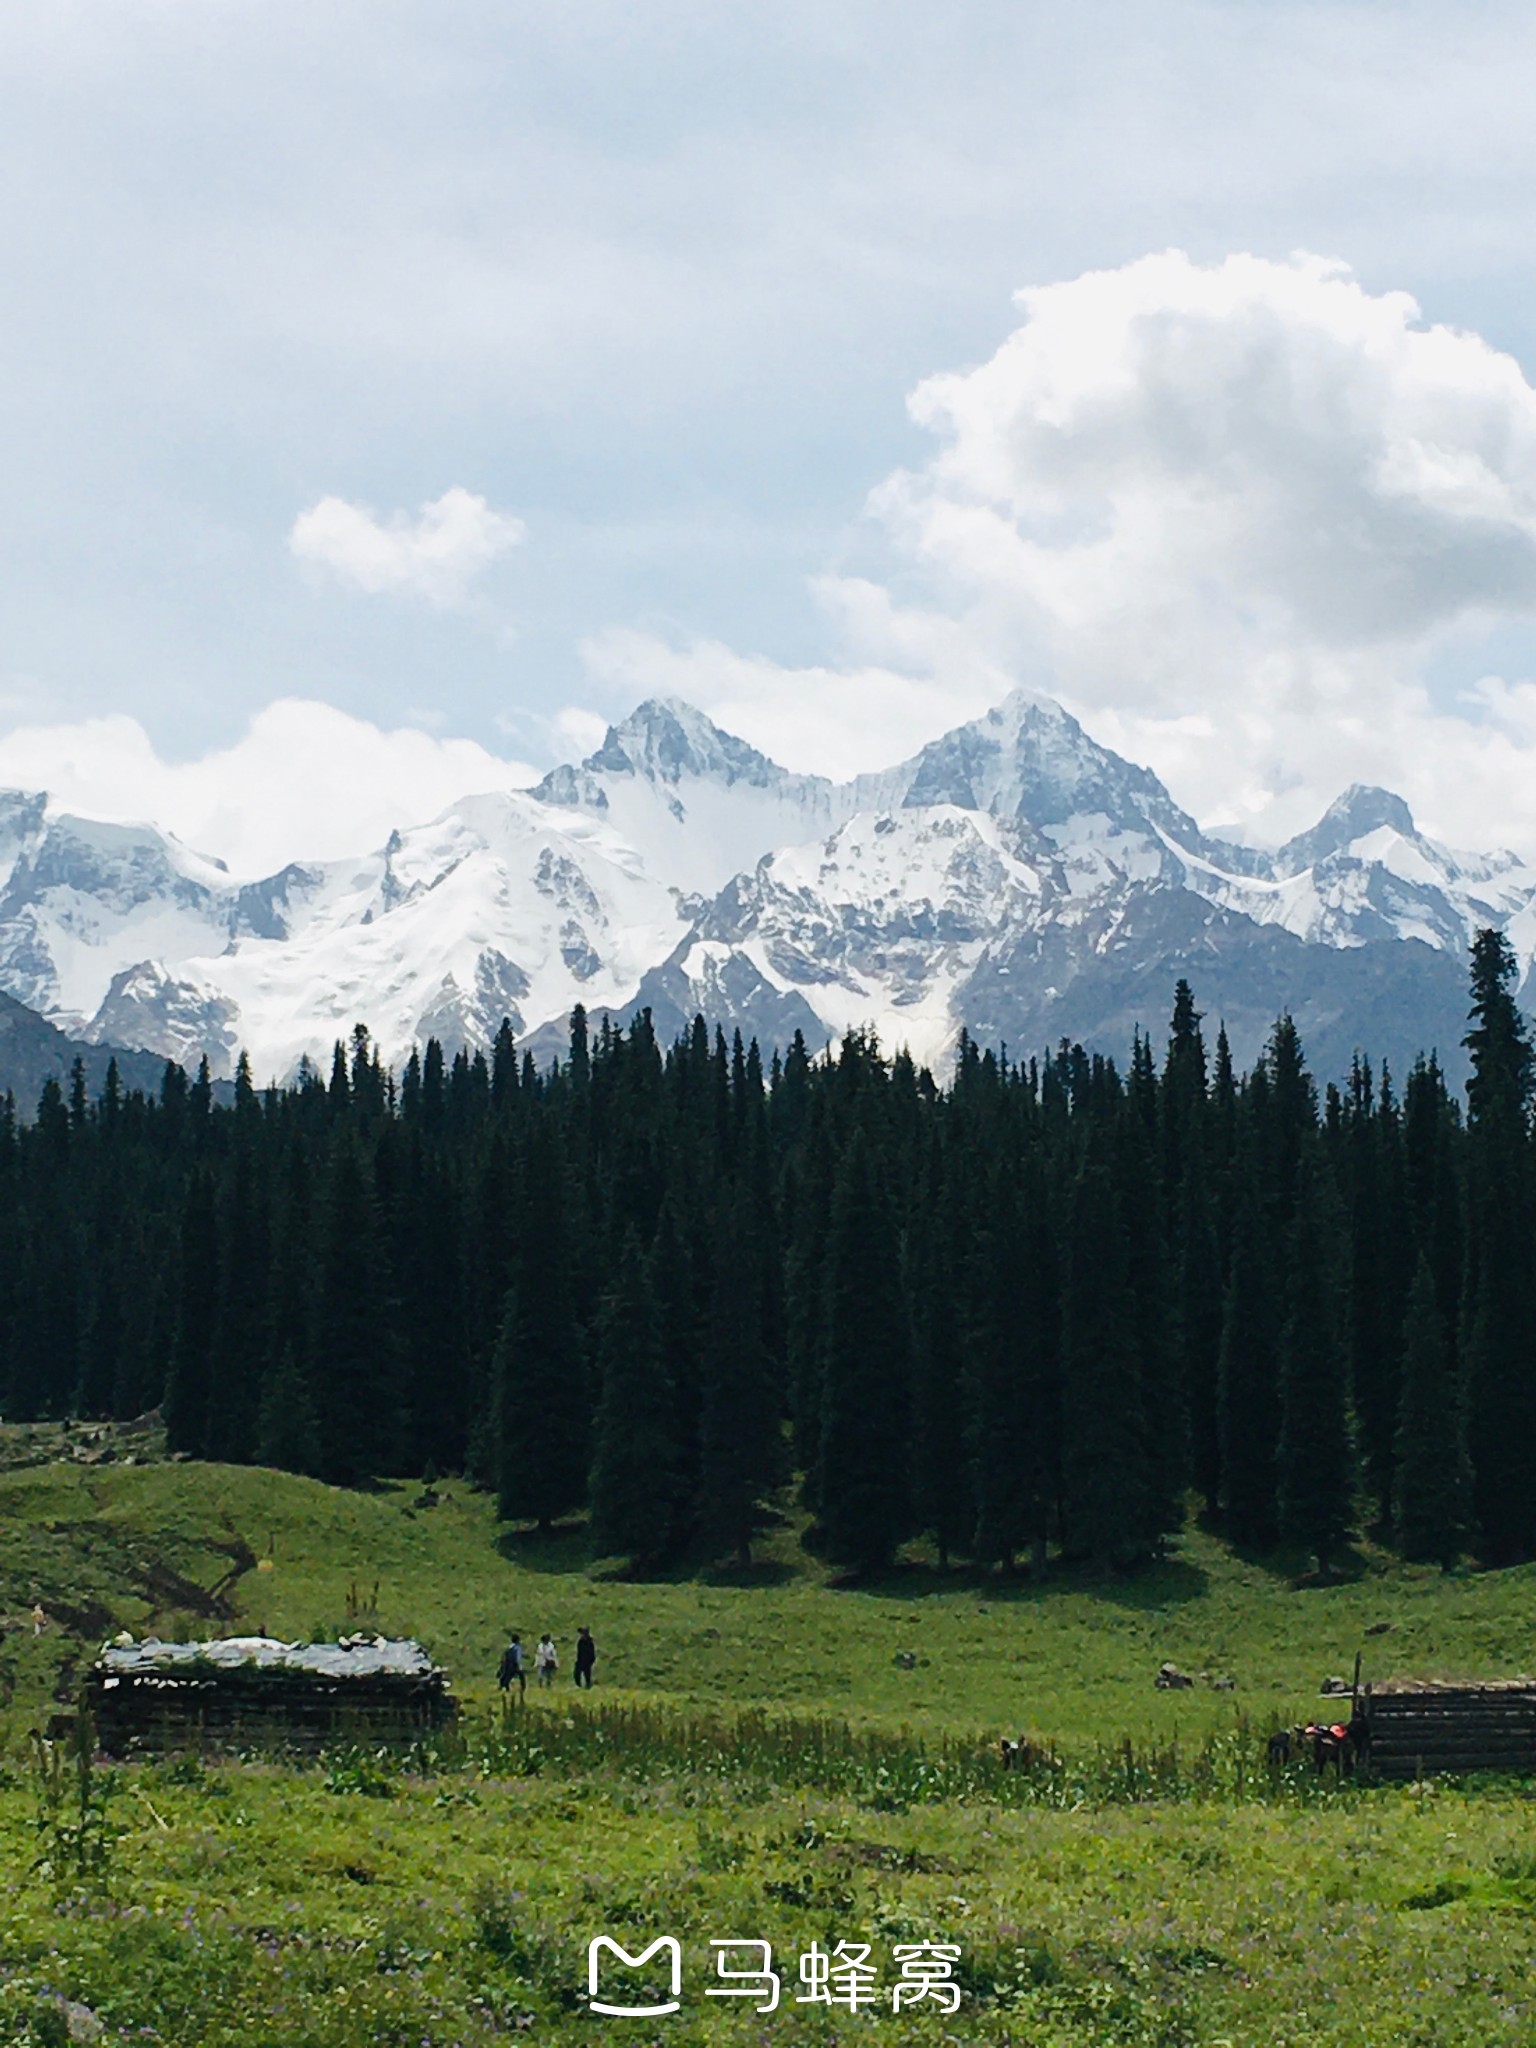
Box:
206;1152;270;1464
1340;1058;1410;1518
817;1130;911;1572
1117;1102;1186;1544
1060;1148;1152;1567
965;1144;1057;1571
1404;1055;1462;1337
651;1192;705;1505
588;1232;679;1564
783;1107;835;1493
699;1188;782;1564
256;1342;322;1475
965;1159;1030;1568
1163;982;1221;1508
1392;1257;1470;1567
1216;1181;1280;1547
491;1120;587;1529
164;1174;220;1457
1462;928;1536;1560
907;1138;973;1569
1275;1176;1353;1569
311;1140;405;1484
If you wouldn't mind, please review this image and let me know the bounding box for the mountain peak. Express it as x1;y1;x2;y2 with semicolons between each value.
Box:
1279;784;1418;873
885;685;1205;854
583;697;796;792
0;788;49;891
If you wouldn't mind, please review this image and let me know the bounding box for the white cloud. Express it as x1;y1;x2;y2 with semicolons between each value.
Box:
586;252;1536;856
289;487;525;606
876;250;1536;847
888;250;1536;654
0;698;537;878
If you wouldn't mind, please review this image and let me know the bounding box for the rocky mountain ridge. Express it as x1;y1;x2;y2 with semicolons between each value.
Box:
0;691;1525;1088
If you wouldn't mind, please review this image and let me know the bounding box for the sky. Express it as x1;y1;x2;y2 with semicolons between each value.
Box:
7;3;1536;873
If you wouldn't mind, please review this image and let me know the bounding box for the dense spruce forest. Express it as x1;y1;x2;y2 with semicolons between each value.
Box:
2;929;1532;1577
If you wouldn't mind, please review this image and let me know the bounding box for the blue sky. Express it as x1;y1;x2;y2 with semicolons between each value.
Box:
7;2;1536;871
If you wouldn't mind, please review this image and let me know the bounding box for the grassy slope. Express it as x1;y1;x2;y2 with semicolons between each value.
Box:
5;1457;1536;1744
6;1462;1536;2045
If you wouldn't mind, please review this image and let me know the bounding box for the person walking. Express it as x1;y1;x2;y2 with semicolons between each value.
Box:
497;1633;526;1699
535;1633;558;1688
574;1625;597;1689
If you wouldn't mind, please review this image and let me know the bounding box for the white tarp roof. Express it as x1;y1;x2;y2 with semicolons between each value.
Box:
96;1634;441;1679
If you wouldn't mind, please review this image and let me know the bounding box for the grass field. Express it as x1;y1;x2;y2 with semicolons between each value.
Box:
4;1453;1536;2043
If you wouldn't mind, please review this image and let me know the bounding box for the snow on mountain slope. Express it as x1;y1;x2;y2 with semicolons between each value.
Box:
1191;786;1536;953
533;698;853;899
641;805;1070;1067
0;808;241;1028
595;694;1536;1074
3;689;1536;1084
76;789;690;1081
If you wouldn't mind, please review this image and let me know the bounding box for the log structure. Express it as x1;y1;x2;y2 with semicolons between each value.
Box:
1360;1680;1536;1780
83;1634;457;1755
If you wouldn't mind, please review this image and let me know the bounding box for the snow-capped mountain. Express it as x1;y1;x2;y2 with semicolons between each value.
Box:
0;691;1528;1088
532;697;853;899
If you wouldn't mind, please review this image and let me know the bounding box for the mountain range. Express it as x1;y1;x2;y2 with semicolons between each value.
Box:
0;689;1526;1097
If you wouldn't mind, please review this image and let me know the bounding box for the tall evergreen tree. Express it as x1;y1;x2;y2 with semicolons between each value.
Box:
783;1106;835;1493
1216;1180;1280;1547
1163;981;1221;1508
1462;928;1536;1561
256;1342;322;1475
698;1188;782;1563
817;1131;911;1572
651;1192;706;1503
492;1120;587;1529
1404;1054;1462;1335
206;1151;271;1463
164;1174;220;1457
588;1232;679;1563
1275;1175;1353;1568
1060;1146;1152;1567
906;1137;973;1569
965;1144;1058;1571
1117;1101;1185;1543
311;1141;404;1484
1392;1257;1470;1567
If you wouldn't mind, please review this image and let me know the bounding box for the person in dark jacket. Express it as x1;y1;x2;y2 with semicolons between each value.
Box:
574;1626;596;1688
498;1633;526;1698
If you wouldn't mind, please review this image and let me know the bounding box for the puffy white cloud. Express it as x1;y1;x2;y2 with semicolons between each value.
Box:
888;250;1536;653
289;487;525;606
878;251;1536;846
0;698;537;878
591;253;1536;855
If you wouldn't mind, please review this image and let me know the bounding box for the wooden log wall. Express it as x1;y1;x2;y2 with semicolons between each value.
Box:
1365;1688;1536;1779
84;1670;457;1756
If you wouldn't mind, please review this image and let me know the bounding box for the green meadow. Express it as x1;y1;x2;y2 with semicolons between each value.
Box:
5;1452;1536;2044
